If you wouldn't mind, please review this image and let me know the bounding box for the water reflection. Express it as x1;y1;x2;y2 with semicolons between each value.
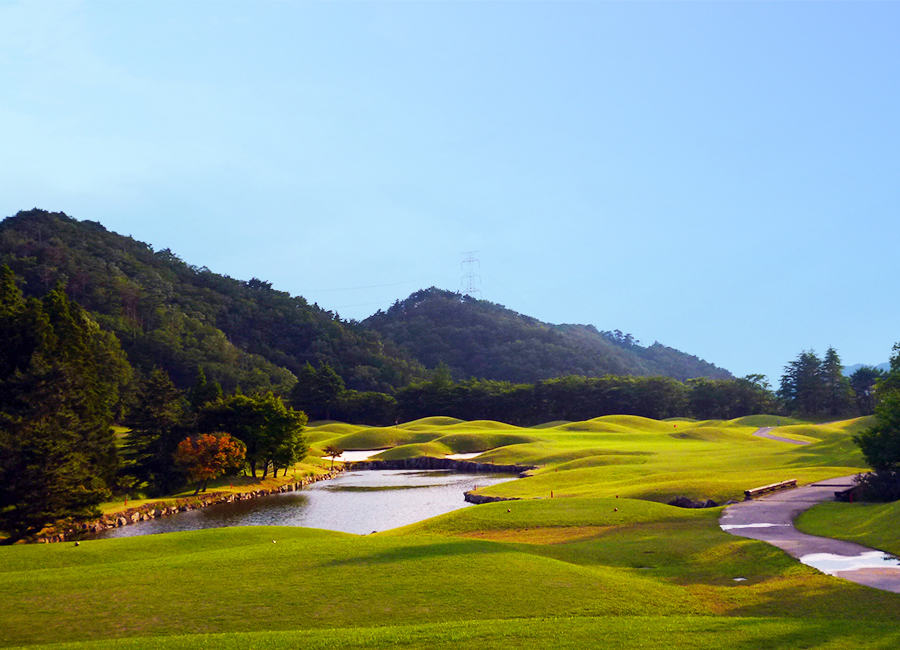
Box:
95;470;513;539
800;551;900;575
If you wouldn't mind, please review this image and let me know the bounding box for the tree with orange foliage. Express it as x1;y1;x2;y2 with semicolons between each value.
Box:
174;433;246;495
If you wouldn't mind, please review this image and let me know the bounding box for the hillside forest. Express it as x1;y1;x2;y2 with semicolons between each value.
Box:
0;209;896;542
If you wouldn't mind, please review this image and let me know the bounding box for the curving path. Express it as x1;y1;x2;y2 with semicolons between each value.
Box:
752;426;810;445
720;474;900;593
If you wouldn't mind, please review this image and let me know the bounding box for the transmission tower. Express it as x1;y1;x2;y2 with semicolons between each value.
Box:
461;252;482;300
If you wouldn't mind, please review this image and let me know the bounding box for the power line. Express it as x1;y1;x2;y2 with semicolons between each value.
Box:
309;279;432;292
461;251;481;300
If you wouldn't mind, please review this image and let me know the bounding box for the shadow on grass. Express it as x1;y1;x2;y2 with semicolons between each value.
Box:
725;573;900;621
323;539;508;567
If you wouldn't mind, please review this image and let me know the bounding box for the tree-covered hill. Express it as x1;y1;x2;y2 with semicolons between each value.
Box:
363;288;732;383
0;211;730;395
0;210;424;393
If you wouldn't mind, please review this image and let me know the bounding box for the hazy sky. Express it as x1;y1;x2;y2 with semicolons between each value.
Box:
2;1;898;384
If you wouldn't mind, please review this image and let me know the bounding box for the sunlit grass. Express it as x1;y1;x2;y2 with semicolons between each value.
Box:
2;414;892;650
307;415;868;503
795;500;900;557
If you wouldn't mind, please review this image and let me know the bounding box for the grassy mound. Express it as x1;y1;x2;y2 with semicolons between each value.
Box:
795;500;900;557
396;416;466;429
5;502;900;649
325;427;436;450
3;413;892;650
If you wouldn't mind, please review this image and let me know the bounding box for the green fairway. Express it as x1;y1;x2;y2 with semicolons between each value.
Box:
9;617;900;650
2;415;897;649
796;500;900;557
313;415;871;503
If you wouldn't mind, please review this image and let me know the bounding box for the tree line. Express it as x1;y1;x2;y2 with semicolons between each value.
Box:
289;361;777;426
4;255;899;542
292;347;887;427
778;347;883;417
0;265;307;544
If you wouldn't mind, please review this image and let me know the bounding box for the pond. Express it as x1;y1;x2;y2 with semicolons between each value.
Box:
95;470;514;539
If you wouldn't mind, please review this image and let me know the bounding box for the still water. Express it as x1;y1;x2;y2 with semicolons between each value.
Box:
96;470;513;538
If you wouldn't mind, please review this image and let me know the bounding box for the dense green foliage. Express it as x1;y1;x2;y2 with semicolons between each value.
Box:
123;369;193;495
0;209;424;394
778;347;854;416
854;344;900;499
849;365;884;416
198;393;308;478
364;288;732;383
390;372;775;425
0;266;129;543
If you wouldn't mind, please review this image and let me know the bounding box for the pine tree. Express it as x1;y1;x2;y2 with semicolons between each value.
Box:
289;362;345;420
0;267;119;543
124;369;190;495
188;366;222;411
779;350;825;415
821;347;853;416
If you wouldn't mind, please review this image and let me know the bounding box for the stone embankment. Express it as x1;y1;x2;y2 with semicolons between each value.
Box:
348;457;534;506
36;469;344;544
349;456;535;477
463;491;522;505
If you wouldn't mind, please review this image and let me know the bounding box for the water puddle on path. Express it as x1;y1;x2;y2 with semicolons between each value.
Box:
800;551;900;575
720;523;790;530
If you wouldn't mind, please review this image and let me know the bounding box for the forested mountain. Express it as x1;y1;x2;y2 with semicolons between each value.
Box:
0;211;730;395
0;210;424;394
363;288;731;383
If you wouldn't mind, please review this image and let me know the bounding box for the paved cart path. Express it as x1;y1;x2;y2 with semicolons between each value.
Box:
752;426;810;445
721;471;900;593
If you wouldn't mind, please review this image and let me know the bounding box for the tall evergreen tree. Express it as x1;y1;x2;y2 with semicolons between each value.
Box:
0;266;121;542
290;362;345;420
188;366;223;411
779;350;825;415
821;347;853;416
124;369;190;495
850;366;884;416
856;344;900;474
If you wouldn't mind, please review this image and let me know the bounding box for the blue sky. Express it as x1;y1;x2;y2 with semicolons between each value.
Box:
2;1;898;384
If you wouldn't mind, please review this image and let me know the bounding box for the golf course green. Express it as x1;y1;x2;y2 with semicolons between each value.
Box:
2;415;898;649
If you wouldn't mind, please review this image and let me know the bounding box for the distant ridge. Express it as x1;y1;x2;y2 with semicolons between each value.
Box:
0;209;424;393
1;210;732;391
363;288;731;383
844;362;890;376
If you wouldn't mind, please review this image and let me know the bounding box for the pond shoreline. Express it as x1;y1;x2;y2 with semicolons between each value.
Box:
36;469;345;544
37;459;532;543
349;456;535;477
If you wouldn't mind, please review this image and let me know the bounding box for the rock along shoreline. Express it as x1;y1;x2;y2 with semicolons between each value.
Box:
348;456;535;506
35;469;345;544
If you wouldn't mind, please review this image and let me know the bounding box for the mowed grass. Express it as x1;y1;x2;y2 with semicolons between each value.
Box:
795;500;900;557
308;415;868;504
9;617;900;650
2;414;896;650
3;505;900;649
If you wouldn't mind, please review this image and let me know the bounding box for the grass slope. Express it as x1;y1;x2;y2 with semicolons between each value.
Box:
2;415;895;650
795;500;900;557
